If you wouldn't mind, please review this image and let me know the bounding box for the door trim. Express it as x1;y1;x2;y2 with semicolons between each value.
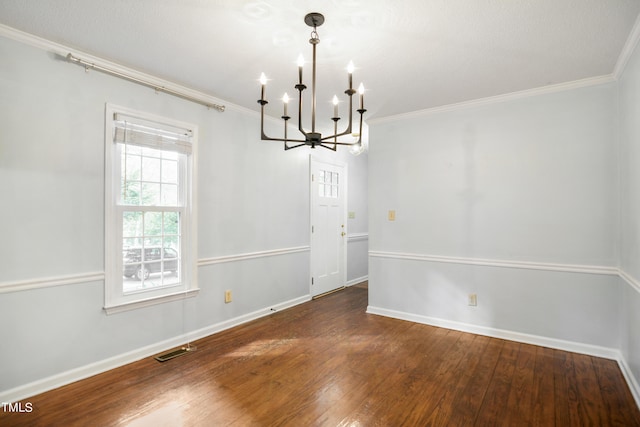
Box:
309;156;348;297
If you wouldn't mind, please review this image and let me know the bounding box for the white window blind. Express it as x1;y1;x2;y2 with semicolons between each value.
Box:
105;105;198;314
113;113;193;154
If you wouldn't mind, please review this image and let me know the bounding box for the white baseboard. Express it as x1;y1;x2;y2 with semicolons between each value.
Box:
366;305;640;410
0;294;311;403
366;305;620;360
618;354;640;410
346;275;368;287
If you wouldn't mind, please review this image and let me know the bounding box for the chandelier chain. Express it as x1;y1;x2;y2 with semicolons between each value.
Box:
310;28;320;42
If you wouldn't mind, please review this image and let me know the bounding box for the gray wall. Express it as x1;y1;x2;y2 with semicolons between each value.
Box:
368;83;620;347
619;32;640;394
368;76;640;400
0;33;368;397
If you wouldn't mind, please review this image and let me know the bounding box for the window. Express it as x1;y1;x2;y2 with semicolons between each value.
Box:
318;169;339;198
104;105;198;313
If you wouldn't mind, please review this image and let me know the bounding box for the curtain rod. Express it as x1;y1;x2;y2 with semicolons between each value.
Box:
66;53;225;112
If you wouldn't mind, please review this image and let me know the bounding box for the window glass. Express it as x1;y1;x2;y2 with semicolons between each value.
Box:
106;105;197;312
319;169;339;198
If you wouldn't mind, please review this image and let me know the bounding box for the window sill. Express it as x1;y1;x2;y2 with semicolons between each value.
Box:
104;288;200;315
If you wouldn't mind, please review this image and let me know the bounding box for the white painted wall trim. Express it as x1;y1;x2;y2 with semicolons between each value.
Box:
347;232;369;242
0;23;620;132
198;246;310;267
619;355;640;410
0;246;311;294
369;250;619;276
619;269;640;294
369;75;615;125
5;248;622;295
0;23;249;115
0;272;105;294
366;305;640;409
346;276;368;287
0;294;311;403
103;289;200;315
366;305;620;360
614;13;640;80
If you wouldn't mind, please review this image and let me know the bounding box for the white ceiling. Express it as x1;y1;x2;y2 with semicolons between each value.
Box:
1;0;640;120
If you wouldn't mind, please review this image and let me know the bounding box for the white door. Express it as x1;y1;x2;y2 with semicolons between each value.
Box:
310;157;347;297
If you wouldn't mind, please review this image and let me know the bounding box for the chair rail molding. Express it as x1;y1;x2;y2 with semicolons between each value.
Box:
369;250;619;276
0;272;105;294
1;246;311;294
198;246;310;267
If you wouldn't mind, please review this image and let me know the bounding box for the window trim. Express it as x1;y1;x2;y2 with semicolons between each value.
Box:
104;104;199;314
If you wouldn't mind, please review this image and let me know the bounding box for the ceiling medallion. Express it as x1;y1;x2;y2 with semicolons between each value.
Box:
258;12;366;151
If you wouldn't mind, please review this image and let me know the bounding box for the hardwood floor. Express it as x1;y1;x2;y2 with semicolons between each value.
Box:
2;283;639;426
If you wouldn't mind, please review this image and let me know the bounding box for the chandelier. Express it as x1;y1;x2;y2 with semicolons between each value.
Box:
258;12;366;151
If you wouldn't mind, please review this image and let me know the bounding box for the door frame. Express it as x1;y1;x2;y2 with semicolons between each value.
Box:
309;155;348;297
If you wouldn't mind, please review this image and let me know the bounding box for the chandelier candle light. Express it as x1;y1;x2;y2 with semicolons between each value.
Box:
258;12;367;151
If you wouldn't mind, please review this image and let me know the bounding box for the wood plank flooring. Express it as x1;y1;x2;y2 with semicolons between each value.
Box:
2;282;639;426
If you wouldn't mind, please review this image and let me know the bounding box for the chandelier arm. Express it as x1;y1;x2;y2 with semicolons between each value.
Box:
317;143;338;151
261;135;307;143
297;87;303;132
284;142;308;150
283;116;290;145
345;90;355;135
320;108;366;144
296;84;309;139
260;108;306;143
319;92;355;141
319;140;361;146
320;129;357;141
356;108;366;146
259;101;271;141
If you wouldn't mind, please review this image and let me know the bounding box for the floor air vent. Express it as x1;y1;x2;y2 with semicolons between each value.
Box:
154;346;195;362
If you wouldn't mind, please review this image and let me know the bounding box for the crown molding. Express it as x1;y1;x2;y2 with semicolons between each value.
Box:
0;23;257;116
369;75;615;125
613;13;640;80
619;268;640;294
2;22;627;126
0;23;67;55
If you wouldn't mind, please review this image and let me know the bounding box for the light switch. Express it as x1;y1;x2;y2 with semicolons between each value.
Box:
348;211;356;219
468;294;477;306
388;210;396;221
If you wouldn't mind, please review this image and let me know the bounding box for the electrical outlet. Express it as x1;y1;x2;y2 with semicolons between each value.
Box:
468;293;477;306
225;290;232;303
